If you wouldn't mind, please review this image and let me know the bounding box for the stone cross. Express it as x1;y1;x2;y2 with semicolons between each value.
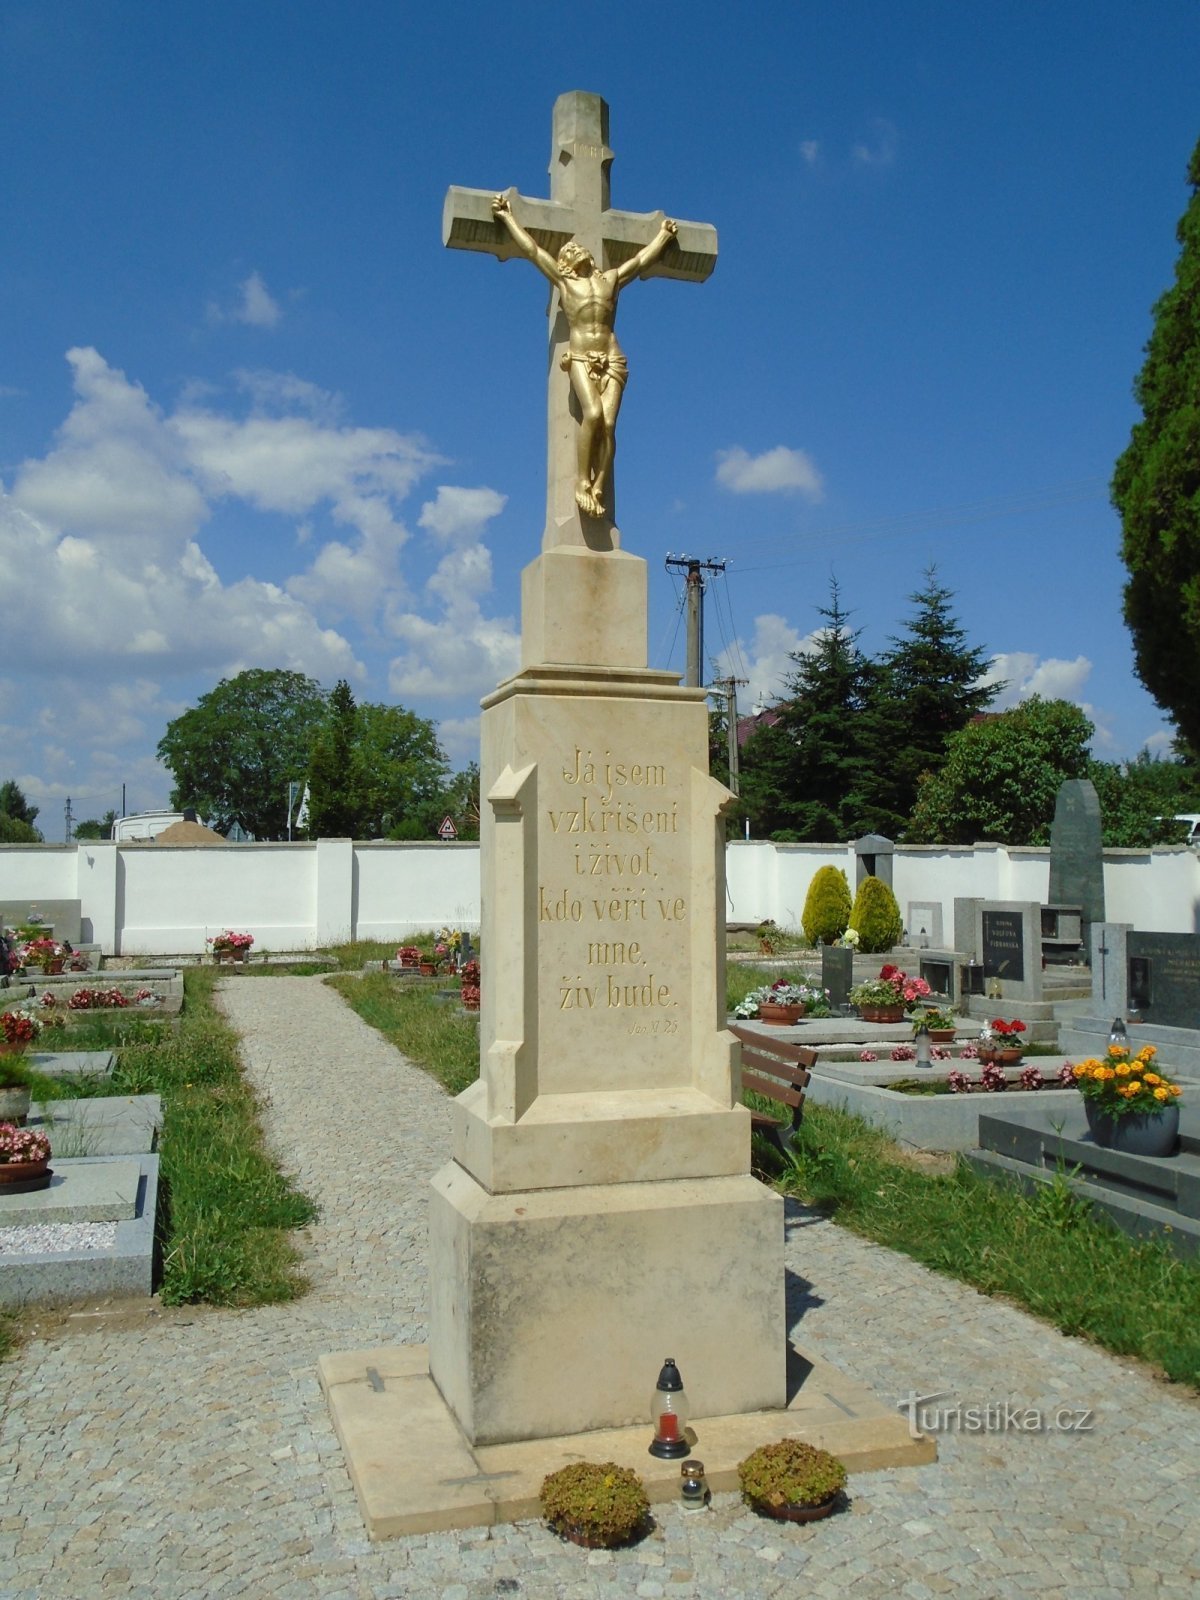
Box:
443;90;718;551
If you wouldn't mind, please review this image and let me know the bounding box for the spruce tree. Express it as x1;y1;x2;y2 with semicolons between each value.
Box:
868;566;998;834
741;580;876;842
1112;136;1200;747
305;680;363;838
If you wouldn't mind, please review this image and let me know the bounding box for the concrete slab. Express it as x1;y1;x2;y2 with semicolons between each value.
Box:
0;1152;159;1306
319;1342;935;1541
0;1158;141;1226
24;1051;115;1080
27;1094;161;1156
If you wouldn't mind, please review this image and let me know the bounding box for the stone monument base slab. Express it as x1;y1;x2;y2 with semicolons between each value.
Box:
451;1079;750;1192
428;1162;785;1446
521;546;647;669
319;1342;936;1540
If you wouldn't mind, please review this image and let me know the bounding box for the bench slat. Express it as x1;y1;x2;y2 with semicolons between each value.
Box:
741;1069;806;1107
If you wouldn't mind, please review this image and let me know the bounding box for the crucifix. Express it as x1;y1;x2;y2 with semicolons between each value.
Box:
443;91;718;552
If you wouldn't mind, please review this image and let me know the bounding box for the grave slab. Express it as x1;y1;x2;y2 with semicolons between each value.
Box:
28;1094;161;1156
319;1342;934;1540
0;1159;140;1227
24;1051;116;1080
0;1153;158;1307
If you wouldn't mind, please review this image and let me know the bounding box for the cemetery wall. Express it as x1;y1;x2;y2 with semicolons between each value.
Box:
3;837;1199;952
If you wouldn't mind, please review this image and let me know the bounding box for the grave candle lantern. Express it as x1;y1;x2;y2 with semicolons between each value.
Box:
914;1020;932;1069
1109;1016;1128;1049
648;1358;691;1458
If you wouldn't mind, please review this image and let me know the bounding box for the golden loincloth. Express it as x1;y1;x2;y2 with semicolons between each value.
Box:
560;350;628;393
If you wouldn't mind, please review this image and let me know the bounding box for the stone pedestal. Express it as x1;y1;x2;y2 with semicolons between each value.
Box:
426;543;786;1445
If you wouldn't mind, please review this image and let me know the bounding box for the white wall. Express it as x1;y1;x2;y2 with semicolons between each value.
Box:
4;836;1199;953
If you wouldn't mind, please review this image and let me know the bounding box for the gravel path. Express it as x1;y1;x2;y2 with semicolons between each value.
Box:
0;973;1197;1599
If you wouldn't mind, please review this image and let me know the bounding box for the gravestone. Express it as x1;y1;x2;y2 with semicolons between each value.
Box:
975;901;1043;1002
1090;922;1132;1014
907;901;943;948
821;944;854;1009
855;833;893;889
1047;778;1105;949
428;91;783;1446
1125;931;1200;1028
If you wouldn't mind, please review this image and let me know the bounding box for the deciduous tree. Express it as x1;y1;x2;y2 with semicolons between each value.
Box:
906;698;1093;846
157;670;328;839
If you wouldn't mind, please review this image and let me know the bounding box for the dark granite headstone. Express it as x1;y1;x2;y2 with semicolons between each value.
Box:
1048;778;1105;948
821;945;854;1009
854;833;893;889
981;910;1025;983
1125;932;1200;1028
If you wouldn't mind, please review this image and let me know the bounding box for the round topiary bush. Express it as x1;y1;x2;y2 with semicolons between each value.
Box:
848;874;903;953
801;866;852;946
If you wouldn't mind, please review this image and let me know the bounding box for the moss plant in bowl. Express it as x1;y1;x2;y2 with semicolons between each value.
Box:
540;1461;650;1548
737;1439;847;1522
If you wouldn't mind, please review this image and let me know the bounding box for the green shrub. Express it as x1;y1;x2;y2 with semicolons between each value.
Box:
849;874;902;953
801;865;852;945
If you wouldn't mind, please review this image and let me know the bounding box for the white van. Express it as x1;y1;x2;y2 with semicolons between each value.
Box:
1169;815;1200;847
111;811;195;841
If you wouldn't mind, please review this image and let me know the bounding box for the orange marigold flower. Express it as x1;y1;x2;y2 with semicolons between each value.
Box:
1154;1087;1169;1102
1109;1045;1129;1059
1144;1073;1161;1086
1115;1063;1130;1077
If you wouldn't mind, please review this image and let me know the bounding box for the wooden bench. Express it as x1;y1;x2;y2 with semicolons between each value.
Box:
730;1023;816;1159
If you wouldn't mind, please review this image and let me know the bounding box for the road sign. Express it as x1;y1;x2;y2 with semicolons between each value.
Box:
437;815;458;841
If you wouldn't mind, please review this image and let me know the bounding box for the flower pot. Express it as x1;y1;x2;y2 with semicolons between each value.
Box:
859;1005;905;1023
418;962;438;977
44;958;65;975
0;1040;29;1057
0;1084;32;1124
978;1046;1021;1066
0;1155;48;1185
1085;1099;1180;1157
758;1002;804;1026
749;1494;839;1524
928;1029;956;1044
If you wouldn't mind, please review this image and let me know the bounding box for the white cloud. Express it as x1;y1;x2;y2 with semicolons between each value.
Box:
233;368;342;420
387;609;519;699
438;715;482;765
711;614;816;712
800;140;820;166
716;445;824;499
983;652;1093;708
207;271;283;329
419;485;508;542
852;119;898;168
1143;729;1176;757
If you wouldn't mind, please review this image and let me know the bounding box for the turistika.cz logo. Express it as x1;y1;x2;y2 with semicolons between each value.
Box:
897;1391;1095;1438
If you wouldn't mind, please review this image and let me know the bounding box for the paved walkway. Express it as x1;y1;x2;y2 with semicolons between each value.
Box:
1;975;1198;1599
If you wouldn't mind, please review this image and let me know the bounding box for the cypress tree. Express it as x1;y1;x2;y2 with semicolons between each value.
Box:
1112;136;1200;746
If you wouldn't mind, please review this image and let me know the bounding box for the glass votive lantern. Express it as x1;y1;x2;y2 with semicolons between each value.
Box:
680;1458;708;1512
648;1358;690;1458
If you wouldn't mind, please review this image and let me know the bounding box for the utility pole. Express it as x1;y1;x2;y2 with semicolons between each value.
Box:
711;675;748;795
64;796;74;843
664;555;726;688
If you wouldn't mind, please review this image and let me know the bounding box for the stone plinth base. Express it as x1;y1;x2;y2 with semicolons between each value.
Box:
428;1162;785;1446
521;546;647;669
319;1342;937;1540
451;1078;751;1192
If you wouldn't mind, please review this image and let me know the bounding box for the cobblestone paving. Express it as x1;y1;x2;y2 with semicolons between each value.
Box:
2;974;1198;1599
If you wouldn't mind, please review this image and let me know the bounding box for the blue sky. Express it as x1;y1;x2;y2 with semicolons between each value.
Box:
1;2;1197;834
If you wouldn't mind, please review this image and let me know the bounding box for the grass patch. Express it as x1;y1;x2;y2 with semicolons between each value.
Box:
327;971;479;1096
36;964;317;1307
775;1103;1200;1387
